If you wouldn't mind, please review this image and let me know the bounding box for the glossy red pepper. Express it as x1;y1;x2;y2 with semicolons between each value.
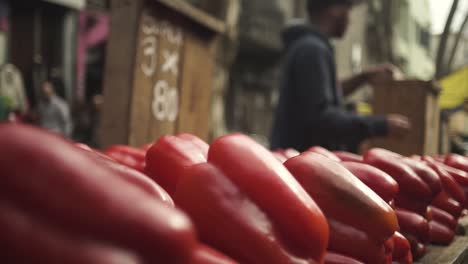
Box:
285;152;398;243
104;145;146;173
424;158;466;205
327;219;387;264
446;154;468;172
83;149;174;206
400;158;441;197
404;234;426;261
208;134;329;262
272;149;301;163
392;232;412;264
175;163;322;264
365;149;432;202
439;163;468;186
145;134;207;194
394;194;429;216
74;143;93;152
0;124;198;263
395;209;430;244
429;220;455;245
283;148;301;159
334;151;364;162
189;245;238;264
342;162;399;203
384;237;394;264
324;252;364;264
432;192;463;218
272;151;288;163
177;133;209;158
307;146;341;162
429;206;457;231
0;200;143;264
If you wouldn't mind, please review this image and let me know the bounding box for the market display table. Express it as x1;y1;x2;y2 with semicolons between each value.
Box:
417;217;468;264
417;236;468;264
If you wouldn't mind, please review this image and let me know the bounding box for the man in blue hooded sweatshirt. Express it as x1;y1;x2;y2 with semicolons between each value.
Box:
271;0;411;152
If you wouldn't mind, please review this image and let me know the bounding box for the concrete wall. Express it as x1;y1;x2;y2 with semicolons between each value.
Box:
394;0;434;79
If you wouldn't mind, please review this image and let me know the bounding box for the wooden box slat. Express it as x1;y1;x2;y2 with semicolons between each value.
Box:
100;0;223;147
371;80;440;155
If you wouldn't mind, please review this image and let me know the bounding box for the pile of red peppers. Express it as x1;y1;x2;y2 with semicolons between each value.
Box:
2;123;468;264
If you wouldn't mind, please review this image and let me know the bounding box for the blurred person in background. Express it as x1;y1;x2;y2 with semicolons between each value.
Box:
0;64;29;122
38;81;73;137
271;0;411;152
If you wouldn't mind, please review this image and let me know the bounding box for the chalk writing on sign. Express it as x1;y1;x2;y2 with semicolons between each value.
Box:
152;80;179;122
140;13;184;122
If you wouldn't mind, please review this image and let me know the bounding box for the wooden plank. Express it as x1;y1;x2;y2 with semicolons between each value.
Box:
142;8;186;143
424;90;440;154
128;11;159;147
154;0;226;34
176;31;216;142
99;0;142;148
417;236;468;264
372;80;440;155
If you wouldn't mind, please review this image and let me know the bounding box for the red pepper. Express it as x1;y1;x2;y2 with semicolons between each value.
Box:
174;163;324;263
189;245;238;264
424;158;466;205
429;206;458;231
432;192;463;218
283;148;300;159
74;143;93;151
83;150;174;206
446;154;468;172
334;151;364;162
392;232;412;264
342;162;399;203
177;133;209;158
394;194;429;216
364;149;432;202
272;149;301;163
327;219;387;264
145;134;207;194
307;146;341;162
429;220;455;245
324;252;364;264
285;152;398;243
404;234;426;261
0;124;198;263
0;200;144;264
104;145;146;173
439;163;468;186
272;151;288;163
384;237;394;264
400;158;441;197
395;209;430;244
208;134;329;262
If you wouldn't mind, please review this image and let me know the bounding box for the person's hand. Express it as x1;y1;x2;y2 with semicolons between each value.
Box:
366;64;404;86
387;114;411;138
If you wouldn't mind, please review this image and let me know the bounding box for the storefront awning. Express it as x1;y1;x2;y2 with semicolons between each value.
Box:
439;66;468;110
43;0;85;10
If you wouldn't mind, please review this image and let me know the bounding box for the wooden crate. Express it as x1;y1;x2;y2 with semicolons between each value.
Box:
371;80;441;156
99;0;225;147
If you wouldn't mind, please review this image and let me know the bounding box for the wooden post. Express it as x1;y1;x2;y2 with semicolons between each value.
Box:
99;0;225;148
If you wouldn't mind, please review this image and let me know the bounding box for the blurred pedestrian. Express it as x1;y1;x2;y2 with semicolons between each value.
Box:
38;81;73;137
0;64;28;122
271;0;411;152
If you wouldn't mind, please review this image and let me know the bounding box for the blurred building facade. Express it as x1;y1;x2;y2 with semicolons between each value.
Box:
432;32;468;74
0;0;109;107
223;0;436;145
